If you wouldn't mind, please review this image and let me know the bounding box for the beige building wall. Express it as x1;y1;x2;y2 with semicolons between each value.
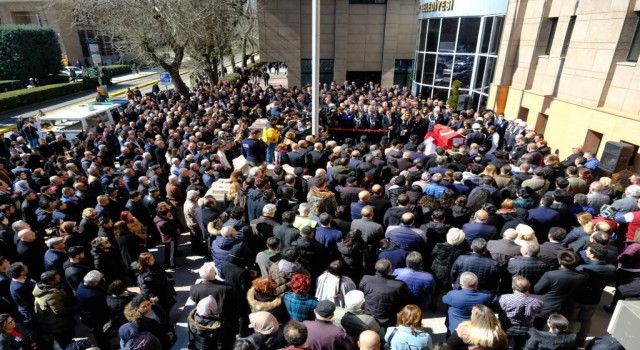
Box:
488;0;640;171
0;1;84;64
257;0;417;88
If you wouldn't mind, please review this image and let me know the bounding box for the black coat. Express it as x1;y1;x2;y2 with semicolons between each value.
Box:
189;281;238;321
138;264;176;311
291;236;330;279
534;268;589;318
359;273;412;327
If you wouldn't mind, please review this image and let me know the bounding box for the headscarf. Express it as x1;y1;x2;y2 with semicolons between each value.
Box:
14;180;30;193
196;295;219;317
249;311;279;335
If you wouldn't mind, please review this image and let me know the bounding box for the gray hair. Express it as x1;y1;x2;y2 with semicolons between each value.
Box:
298;203;310;214
626;185;640;198
83;270;104;286
460;272;478;289
263;204;277;217
11;220;28;233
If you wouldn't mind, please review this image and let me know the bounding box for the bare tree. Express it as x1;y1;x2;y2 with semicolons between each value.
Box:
237;0;259;69
51;0;242;95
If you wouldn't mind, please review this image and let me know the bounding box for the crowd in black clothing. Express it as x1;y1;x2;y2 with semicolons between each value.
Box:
0;74;634;350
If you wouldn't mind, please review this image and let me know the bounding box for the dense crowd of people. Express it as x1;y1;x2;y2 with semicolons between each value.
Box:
0;73;634;350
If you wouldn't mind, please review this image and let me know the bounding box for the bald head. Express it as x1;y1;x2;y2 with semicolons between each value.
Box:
358;330;380;350
358;191;370;201
474;210;488;223
400;212;415;226
371;184;382;195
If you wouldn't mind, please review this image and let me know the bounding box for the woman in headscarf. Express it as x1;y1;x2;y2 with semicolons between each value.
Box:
244;311;286;350
13;179;30;195
188;295;232;350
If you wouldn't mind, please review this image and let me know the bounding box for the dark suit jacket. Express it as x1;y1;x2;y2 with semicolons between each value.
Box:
487;239;522;264
534;268;589;317
461;222;497;244
286;151;306;168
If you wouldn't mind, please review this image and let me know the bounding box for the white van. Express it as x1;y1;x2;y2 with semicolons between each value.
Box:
38;103;120;139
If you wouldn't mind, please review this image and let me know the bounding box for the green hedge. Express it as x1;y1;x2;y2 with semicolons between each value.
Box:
0;25;62;81
0;76;111;112
0;80;22;93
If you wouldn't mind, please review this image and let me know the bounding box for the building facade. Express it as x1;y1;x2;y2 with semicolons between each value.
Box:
0;0;118;67
257;0;418;88
413;0;508;111
487;0;640;171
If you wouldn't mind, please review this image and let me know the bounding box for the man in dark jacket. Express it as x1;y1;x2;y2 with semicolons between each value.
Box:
6;262;36;328
534;251;589;329
291;226;329;279
76;270;111;350
16;228;45;279
274;211;301;249
221;244;254;337
451;238;500;291
359;259;412;327
241;129;267;166
574;243;616;346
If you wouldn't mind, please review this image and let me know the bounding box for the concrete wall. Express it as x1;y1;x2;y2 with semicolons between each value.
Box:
258;0;418;87
488;0;640;171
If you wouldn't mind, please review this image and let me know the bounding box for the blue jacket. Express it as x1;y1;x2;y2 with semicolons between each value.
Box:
43;249;67;274
76;283;110;328
451;253;500;291
423;183;448;200
386;225;425;252
392;268;435;311
461;222;496;244
315;226;343;252
9;279;36;323
241;138;267;163
443;288;494;334
211;237;244;274
350;201;373;220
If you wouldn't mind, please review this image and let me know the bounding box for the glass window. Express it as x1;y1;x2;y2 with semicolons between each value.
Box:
426;19;440;52
545;18;558;55
453;55;473;89
432;88;450;101
418;20;429;52
419;86;433;100
627;16;640;62
422;54;436;85
484;57;497;88
629;15;640;62
480;17;494;53
561;16;576;57
490;17;504;54
435;55;453;87
457;18;481;53
415;54;424;84
473;56;487;90
394;59;414;87
301;59;334;86
440;18;458;53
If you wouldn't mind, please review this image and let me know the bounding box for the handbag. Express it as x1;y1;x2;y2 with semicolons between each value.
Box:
383;327;397;350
